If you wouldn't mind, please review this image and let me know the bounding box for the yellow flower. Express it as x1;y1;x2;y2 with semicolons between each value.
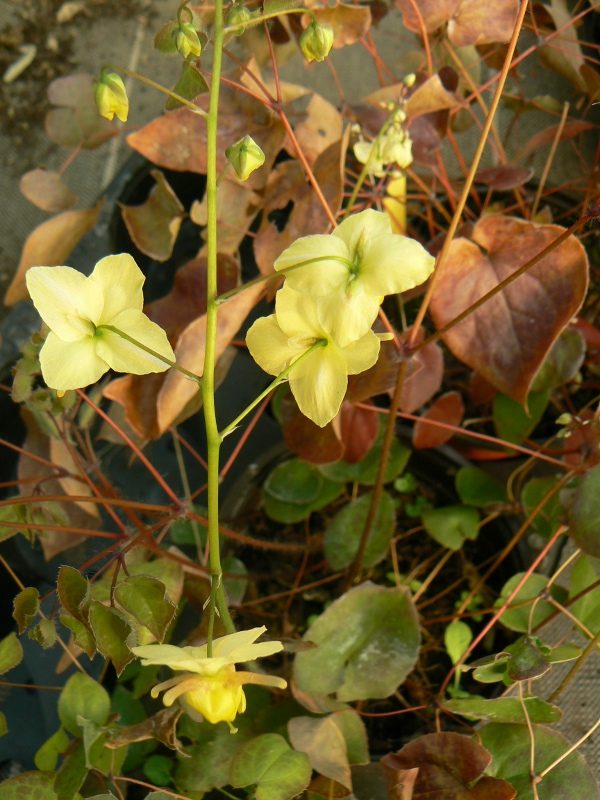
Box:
25;254;175;393
273;209;434;345
94;71;129;122
132;627;287;727
246;286;381;427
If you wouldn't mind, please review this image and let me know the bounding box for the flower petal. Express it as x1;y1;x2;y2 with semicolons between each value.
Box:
234;671;288;690
96;309;175;374
318;288;381;346
275;285;325;340
132;643;225;674
274;235;349;295
26;266;103;341
341;329;381;374
333;209;392;254
90;253;145;322
361;235;435;296
39;332;108;391
211;627;267;658
290;343;347;427
246;315;304;376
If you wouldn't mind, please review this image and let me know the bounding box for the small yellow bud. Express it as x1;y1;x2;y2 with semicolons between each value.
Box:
227;2;252;35
174;22;202;58
225;135;265;181
403;73;416;87
299;20;334;63
94;71;129;122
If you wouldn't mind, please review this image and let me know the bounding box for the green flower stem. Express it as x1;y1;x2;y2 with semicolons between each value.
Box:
203;0;235;654
107;64;208;117
215;255;354;305
97;325;202;384
223;7;304;35
219;341;327;439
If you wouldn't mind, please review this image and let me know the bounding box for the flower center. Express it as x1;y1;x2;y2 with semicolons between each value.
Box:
66;314;97;338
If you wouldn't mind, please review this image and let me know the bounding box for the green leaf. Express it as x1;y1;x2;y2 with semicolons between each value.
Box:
324;490;396;570
263;0;303;15
114;575;175;641
265;460;323;505
230;733;312;800
444;696;561;724
57;566;90;622
455;467;508;507
154;20;179;53
58;672;111;736
0;711;7;737
521;477;562;537
89;601;134;675
29;618;57;649
169;505;207;546
176;718;252;793
35;728;70;771
569;464;600;557
0;632;23;675
422;505;480;550
13;586;40;633
264;467;342;524
479;723;600;800
505;636;550;681
222;556;248;605
493;390;549;445
54;741;87;800
293;582;420;702
166;61;209;111
495;573;566;632
60;614;96;658
288;714;352;789
444;620;473;665
144;754;174;786
0;771;70;800
0;502;28;542
531;327;586;392
568;555;600;634
319;437;410;486
331;709;369;765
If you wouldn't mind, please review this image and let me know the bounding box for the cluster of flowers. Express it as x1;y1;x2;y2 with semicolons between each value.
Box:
246;209;435;427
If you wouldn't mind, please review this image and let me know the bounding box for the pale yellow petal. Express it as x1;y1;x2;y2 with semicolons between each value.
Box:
246;315;304;376
39;332;108;391
26;266;103;341
211;627;267;658
90;253;145;322
318;289;381;346
333;209;392;254
275;285;325;340
361;235;435;296
132;644;218;673
274;235;349;295
234;671;288;690
341;329;381;374
96;309;174;374
290;344;347;427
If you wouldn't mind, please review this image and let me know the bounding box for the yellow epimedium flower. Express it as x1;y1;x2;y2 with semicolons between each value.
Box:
246;285;381;427
132;627;287;728
273;209;435;346
25;254;175;393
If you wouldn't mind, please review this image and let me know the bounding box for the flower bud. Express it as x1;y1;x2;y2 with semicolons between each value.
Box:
225;135;265;181
174;21;202;58
94;71;129;122
299;20;334;63
227;2;252;35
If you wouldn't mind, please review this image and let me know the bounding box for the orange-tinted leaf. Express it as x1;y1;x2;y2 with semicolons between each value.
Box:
310;4;372;47
127;109;206;173
413;391;464;449
429;215;589;404
5;201;103;305
340;403;379;464
347;340;403;403
293;93;343;166
382;732;516;800
156;284;263;433
20;169;77;212
382;763;418;800
395;0;458;33
448;0;519;46
475;165;533;190
190;180;261;255
121;170;185;262
400;341;444;414
45;73;116;149
49;438;100;519
103;372;165;440
516;120;595;161
282;394;345;464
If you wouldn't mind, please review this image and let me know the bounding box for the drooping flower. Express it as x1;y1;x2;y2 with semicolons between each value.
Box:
25;254;175;393
132;627;287;727
273;209;435;345
94;70;129;122
225;134;266;181
299;20;334;63
246;285;381;427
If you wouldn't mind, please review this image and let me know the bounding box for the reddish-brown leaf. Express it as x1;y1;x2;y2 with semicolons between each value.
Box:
5;201;103;305
400;341;444;414
429;214;589;404
382;763;418;800
120;170;185;262
340;403;380;463
475;165;533;190
20;169;77;212
347;340;403;403
382;732;516;800
310;4;372;47
516;120;595;161
190;180;261;255
413;391;464;449
448;0;519;46
282;394;345;464
103;372;165;440
395;0;458;33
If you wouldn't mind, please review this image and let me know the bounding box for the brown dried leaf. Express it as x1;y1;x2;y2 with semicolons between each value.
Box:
45;73;116;149
103;372;165;440
190;180;261;254
120;170;185;262
20;169;77;212
156;284;263;433
5;200;103;305
429;215;589;404
49;438;100;519
400;341;444;414
395;0;458;34
347;340;402;403
382;763;418;800
413;391;464;449
282;394;345;464
381;732;516;800
448;0;519;46
475;165;533;190
288;715;351;789
293;93;343;166
108;707;186;755
310;4;372;47
516;120;595;161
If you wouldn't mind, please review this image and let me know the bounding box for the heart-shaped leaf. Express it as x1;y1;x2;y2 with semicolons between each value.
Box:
230;734;312;800
324;490;396;570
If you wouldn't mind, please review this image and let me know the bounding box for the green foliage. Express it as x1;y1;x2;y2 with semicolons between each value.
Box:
143;754;174;786
114;575;175;641
58;673;111;736
0;771;79;800
568;554;600;633
422;505;479;550
0;632;23;675
444;620;472;665
444;696;561;724
455;466;508;507
88;602;134;676
263;459;342;523
319;436;410;486
521;476;562;537
13;586;40;633
229;734;312;800
495;573;567;632
324;490;396;569
569;464;600;558
493;390;549;444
